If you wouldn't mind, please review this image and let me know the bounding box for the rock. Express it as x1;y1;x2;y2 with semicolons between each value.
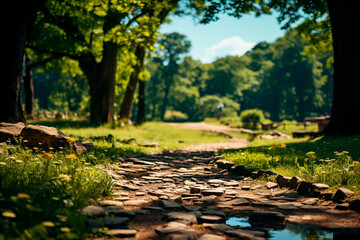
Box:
302;198;319;205
311;183;329;191
278;204;298;211
276;175;291;188
241;186;251;190
0;122;25;143
225;230;266;240
349;199;360;213
21;125;69;150
106;229;137;237
202;188;225;196
123;199;148;206
248;211;286;227
163;212;197;225
198;234;226;240
333;188;354;203
219;198;250;207
102;216;130;229
155;221;187;236
296;181;313;195
265;182;278;189
159;200;182;210
289;176;303;189
216;159;235;169
199;215;225;223
105;208;136;218
203;223;233;233
336;203;350;210
168;229;197;240
202;210;226;221
99;200;124;208
81;205;105;217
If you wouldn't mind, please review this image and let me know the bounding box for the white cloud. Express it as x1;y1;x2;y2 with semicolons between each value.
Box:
201;36;255;63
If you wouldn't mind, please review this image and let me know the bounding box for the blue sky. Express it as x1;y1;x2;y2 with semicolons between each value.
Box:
160;13;286;63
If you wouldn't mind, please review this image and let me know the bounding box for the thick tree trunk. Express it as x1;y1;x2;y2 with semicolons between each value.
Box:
24;56;36;119
0;2;43;123
80;42;117;123
324;0;360;135
119;45;145;122
136;79;146;125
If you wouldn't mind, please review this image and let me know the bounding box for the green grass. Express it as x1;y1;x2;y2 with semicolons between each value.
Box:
222;135;360;193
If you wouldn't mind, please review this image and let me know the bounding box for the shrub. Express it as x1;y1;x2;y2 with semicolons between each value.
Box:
239;109;265;127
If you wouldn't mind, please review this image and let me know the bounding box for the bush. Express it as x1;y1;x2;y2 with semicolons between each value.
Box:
240;109;265;127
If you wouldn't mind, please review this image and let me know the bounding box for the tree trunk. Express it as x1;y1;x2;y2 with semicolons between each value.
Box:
160;81;171;121
0;2;43;123
136;79;146;125
324;0;360;135
119;45;145;123
24;56;36;119
80;42;117;124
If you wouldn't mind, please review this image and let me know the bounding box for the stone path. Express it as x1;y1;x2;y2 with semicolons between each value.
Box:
85;150;360;239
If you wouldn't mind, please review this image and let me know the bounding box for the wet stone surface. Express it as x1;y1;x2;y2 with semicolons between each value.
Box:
83;150;360;239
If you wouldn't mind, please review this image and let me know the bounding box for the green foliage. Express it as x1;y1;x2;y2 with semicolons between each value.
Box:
222;135;360;193
0;143;113;239
239;109;265;124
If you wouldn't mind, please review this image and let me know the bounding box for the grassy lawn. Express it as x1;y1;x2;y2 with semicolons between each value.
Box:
222;135;360;193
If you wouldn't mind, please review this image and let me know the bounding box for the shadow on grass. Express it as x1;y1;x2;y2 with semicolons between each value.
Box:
33;120;102;129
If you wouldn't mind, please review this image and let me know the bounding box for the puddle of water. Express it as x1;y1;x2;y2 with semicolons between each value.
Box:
226;217;333;240
226;216;251;228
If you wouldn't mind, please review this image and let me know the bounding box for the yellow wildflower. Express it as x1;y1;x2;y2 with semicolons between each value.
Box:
42;221;55;227
306;151;316;156
15;160;23;164
65;154;78;160
17;193;31;199
66;137;75;143
60;227;71;233
2;211;16;218
351;161;359;168
41;152;53;159
0;162;6;166
268;146;275;150
280;144;287;149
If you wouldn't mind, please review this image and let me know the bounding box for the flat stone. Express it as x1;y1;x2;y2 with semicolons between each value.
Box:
241;186;251;190
302;198;319;205
199;215;225;223
135;192;146;196
248;211;286;227
208;179;225;184
104;208;136;218
99;200;124;207
168;229;197;240
102;217;130;229
225;230;266;240
349;199;360;213
116;184;140;191
219;198;250;206
164;212;197;225
278;204;298;211
203;223;233;233
252;202;277;208
155;221;187;236
336;203;350;210
159;200;182;210
265;182;278;189
312;183;329;190
123;199;148;206
106;229;137;237
198;234;226;240
333;188;354;203
202;188;225;196
81;205;106;217
182;205;202;211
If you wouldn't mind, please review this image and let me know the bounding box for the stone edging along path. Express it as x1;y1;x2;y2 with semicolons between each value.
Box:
81;150;360;240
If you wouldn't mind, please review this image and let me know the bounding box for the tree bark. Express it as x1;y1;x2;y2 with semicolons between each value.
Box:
136;79;146;125
119;45;145;123
0;2;43;123
79;41;117;124
324;0;360;135
24;56;36;119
